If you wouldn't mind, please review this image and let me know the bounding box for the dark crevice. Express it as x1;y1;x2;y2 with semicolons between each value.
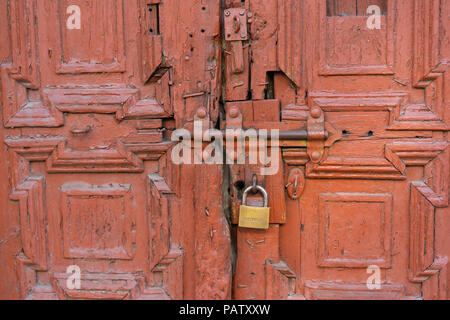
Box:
265;72;275;100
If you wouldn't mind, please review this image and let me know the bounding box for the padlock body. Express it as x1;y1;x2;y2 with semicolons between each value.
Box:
238;205;270;230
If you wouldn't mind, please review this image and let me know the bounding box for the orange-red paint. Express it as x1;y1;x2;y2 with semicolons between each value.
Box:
0;0;449;300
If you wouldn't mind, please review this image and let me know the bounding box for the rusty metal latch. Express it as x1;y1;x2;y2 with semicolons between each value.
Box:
224;8;249;74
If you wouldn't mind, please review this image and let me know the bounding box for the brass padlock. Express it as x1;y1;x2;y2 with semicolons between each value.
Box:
238;185;270;230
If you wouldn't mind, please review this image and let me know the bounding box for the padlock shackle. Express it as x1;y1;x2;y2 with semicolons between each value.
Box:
242;185;268;207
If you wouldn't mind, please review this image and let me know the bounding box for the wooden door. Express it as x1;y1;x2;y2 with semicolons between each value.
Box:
0;0;231;300
227;0;449;300
1;0;449;301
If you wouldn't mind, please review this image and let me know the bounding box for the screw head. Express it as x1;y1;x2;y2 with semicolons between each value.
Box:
311;151;321;162
225;10;231;16
240;10;245;16
311;107;322;119
196;108;207;119
229;107;240;118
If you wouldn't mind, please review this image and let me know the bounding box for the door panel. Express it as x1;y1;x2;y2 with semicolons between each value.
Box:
1;0;448;301
227;0;449;300
0;0;230;300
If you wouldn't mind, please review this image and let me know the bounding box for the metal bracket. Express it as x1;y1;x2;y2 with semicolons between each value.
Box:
224;8;248;41
224;8;249;74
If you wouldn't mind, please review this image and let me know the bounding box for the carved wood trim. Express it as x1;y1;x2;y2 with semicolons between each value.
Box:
277;0;302;88
304;281;414;300
148;174;183;300
5;136;173;173
265;260;296;300
318;0;396;75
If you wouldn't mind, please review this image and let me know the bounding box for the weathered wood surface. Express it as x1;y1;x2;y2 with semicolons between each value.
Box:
0;0;448;300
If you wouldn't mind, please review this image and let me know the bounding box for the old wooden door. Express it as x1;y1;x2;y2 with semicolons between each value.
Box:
1;0;449;301
226;0;449;300
0;0;231;299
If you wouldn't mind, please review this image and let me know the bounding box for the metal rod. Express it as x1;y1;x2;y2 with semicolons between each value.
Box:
278;130;308;140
